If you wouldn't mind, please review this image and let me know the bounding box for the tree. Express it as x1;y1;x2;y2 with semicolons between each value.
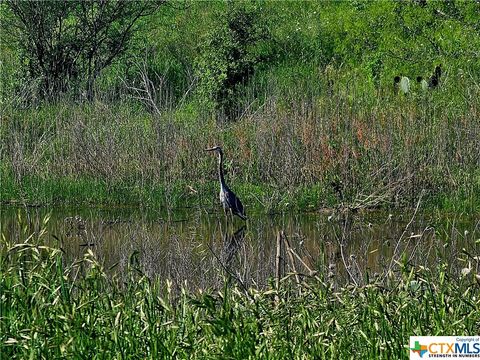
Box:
5;0;164;100
195;2;273;121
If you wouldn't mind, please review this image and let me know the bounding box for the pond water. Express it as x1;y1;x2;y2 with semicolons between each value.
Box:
1;205;478;291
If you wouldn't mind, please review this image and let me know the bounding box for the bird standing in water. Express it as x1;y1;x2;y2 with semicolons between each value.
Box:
205;146;247;221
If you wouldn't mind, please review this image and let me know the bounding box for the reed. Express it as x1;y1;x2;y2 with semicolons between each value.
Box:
1;222;478;359
1;67;479;212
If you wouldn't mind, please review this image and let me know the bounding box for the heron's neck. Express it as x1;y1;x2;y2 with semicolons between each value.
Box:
217;152;226;188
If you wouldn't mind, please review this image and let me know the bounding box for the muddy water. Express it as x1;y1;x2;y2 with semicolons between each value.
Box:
1;206;478;290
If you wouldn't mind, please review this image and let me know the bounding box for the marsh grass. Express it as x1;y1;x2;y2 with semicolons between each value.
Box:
1;67;479;212
1;218;479;359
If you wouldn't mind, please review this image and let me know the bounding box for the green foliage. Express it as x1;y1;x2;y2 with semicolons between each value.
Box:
194;1;273;121
318;0;480;81
3;0;163;100
1;227;479;358
1;0;479;213
2;0;480;106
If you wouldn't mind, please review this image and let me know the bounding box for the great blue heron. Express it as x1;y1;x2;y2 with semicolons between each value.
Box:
205;146;247;220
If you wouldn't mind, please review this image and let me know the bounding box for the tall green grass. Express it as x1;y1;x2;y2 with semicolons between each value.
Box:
1;67;479;212
1;223;479;359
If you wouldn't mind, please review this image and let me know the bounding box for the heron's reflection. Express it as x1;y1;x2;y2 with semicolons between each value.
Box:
223;225;246;272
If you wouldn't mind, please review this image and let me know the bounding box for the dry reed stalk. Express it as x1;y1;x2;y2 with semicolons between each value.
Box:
282;231;300;285
275;230;282;302
275;231;282;287
383;190;424;282
337;213;359;287
286;245;321;281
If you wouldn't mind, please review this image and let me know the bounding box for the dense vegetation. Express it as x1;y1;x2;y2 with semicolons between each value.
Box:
1;0;479;212
1;2;479;357
1;222;479;359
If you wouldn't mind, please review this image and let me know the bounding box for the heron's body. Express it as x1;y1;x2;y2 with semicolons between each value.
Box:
206;146;247;220
219;183;246;220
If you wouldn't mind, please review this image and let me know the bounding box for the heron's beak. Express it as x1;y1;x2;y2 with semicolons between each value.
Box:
204;147;216;152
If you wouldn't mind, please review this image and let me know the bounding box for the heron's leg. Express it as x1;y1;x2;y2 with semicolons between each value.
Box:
223;207;228;227
229;209;234;228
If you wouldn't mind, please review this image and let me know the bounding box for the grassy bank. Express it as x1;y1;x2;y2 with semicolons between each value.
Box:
1;173;477;214
1;225;479;359
1;68;479;213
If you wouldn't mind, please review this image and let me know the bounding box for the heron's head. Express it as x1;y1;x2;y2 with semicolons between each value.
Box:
205;146;223;154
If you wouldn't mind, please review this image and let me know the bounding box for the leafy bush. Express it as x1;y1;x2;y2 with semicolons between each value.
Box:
195;2;274;121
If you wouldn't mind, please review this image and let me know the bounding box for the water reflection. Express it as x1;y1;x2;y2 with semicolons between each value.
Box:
223;225;246;274
1;205;478;291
